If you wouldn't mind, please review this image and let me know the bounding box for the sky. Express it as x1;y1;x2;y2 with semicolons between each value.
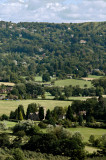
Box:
0;0;106;23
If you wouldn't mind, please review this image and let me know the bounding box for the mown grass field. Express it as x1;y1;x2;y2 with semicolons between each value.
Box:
88;75;103;79
35;76;42;82
67;127;106;142
41;92;92;101
0;121;17;128
0;100;72;116
54;79;92;88
35;75;103;88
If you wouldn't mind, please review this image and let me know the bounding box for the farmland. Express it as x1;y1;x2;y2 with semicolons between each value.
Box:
54;79;92;88
0;100;72;116
35;75;103;88
36;76;93;88
67;127;106;142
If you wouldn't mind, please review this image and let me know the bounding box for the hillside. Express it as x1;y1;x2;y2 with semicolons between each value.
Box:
0;21;106;82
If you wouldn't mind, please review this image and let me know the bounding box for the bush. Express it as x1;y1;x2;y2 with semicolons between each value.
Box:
38;121;47;128
89;135;95;144
86;122;106;129
62;119;72;128
15;130;26;137
0;122;7;130
1;114;9;121
13;120;40;135
5;157;15;160
0;134;10;148
12;148;26;160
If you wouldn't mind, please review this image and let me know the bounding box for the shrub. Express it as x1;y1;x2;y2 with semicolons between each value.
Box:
0;122;7;130
15;130;26;137
13;120;40;135
0;134;10;148
62;119;72;128
12;148;26;160
89;135;95;144
1;114;9;121
38;121;47;128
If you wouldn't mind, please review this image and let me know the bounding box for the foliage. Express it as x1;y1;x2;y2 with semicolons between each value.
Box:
13;120;40;135
38;121;47;128
24;126;85;159
12;148;26;160
0;133;10;148
78;115;84;126
0;21;105;83
39;107;44;121
66;105;73;121
42;73;51;82
45;109;51;120
0;114;9;121
26;103;38;119
10;105;25;120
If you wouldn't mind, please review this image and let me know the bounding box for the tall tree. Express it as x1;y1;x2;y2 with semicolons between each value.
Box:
19;111;23;120
26;103;38;119
45;109;51;120
66;105;73;121
39;107;44;121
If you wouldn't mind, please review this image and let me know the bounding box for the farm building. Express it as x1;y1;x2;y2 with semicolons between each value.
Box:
28;107;46;121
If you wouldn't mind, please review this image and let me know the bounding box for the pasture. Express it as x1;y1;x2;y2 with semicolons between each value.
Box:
67;127;106;142
39;92;91;101
35;74;103;88
88;75;103;79
0;100;71;116
54;79;92;88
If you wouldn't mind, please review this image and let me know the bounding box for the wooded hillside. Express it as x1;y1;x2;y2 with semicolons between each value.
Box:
0;21;105;82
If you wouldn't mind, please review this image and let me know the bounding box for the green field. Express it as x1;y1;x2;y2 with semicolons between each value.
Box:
88;75;103;79
35;76;42;82
0;121;17;129
0;100;72;116
35;75;103;88
67;127;106;142
85;146;99;153
54;79;92;88
35;76;92;88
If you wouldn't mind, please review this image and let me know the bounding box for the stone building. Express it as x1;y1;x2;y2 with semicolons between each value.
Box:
28;107;46;121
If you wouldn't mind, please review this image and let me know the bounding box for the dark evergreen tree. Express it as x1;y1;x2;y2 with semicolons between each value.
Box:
66;105;73;121
45;109;51;120
26;103;38;119
42;73;51;82
78;115;83;126
39;107;44;121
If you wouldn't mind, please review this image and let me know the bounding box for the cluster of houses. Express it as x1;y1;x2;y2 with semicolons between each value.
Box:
28;107;47;121
0;82;15;100
28;107;86;121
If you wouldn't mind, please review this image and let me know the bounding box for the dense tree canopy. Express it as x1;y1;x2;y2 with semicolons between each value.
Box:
0;21;105;82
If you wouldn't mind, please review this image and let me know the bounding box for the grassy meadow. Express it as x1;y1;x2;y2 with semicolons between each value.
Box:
39;92;92;101
35;74;104;88
54;79;92;88
67;127;106;142
88;75;103;79
0;100;72;116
